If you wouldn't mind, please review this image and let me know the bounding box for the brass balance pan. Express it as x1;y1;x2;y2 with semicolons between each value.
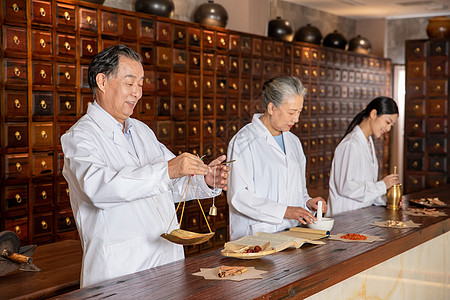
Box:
160;229;214;246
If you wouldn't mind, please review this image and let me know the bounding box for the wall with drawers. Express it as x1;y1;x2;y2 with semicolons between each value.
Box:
404;39;449;193
0;0;391;256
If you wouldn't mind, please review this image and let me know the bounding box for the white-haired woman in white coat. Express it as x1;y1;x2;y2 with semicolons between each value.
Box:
328;96;400;216
227;76;327;240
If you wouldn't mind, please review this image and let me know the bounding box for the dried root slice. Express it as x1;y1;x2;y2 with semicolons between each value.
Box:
217;266;248;278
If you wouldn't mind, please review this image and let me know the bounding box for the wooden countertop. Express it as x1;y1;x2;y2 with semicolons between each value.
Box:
57;184;449;300
0;240;82;300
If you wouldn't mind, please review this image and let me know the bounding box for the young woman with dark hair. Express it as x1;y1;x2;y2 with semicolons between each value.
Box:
327;96;400;216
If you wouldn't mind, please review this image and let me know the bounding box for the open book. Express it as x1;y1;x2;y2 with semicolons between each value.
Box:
223;227;328;254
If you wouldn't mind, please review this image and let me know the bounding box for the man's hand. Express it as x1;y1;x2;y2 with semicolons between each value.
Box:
284;206;316;224
168;153;208;179
306;197;327;214
204;155;230;191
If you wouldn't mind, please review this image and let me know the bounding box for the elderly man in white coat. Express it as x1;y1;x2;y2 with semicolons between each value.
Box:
227;76;327;240
61;45;229;288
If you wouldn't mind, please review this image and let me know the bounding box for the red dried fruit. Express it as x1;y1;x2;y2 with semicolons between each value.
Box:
246;249;254;253
253;245;262;252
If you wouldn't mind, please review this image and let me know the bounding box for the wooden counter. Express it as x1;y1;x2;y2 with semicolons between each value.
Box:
57;185;449;299
0;240;82;300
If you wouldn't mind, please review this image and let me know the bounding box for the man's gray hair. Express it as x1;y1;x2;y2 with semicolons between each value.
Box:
261;76;306;110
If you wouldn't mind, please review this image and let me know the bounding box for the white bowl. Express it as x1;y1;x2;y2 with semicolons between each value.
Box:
307;217;334;231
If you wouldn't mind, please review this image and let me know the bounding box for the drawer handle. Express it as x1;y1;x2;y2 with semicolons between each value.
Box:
162;28;168;36
178;127;183;134
436;65;442;72
13;35;20;45
413;178;418;184
39;7;46;17
177;103;183;111
435;162;440;168
244;62;249;70
145;25;151;33
87;16;92;24
40;100;47;109
413;142;419;148
319;156;324;162
178;31;184;39
64;41;71;50
193;80;198;88
14;67;20;77
192;127;197;134
66;187;70;196
193;57;198;65
312;123;316;128
178;80;183;86
435;123;441;129
413;123;419;129
145;78;151;84
206;81;211;88
12;3;19;12
192;103;198;111
64;11;70;21
312;70;318;77
220;104;225;111
65;217;72;226
14;225;22;235
219;125;225;132
192;149;197;155
207;126;213;134
219;212;224;219
15;194;22;204
127;23;132;31
244;104;249;111
232;61;237;68
255;83;260;89
232;125;237;132
413;104;419;110
435;104;441;110
232;40;237;47
14;99;21;108
207;58;212;66
15;131;22;141
434;143;440;149
40;69;47;79
162;54;168;61
162;78;168;86
220;82;225;89
41;191;47;200
311;175;316;180
320;122;324;128
65;101;72;110
412;161;418;168
40;160;47;169
435;46;441;53
107;19;113;27
87;44;93;53
193;33;199;41
244;83;249;90
178;55;184;63
255;62;260;69
207;35;212;43
232;104;237;110
192;218;197;225
206;148;212;155
161;128;167;135
145;52;151;59
220;38;225;46
41;221;48;230
145;103;151;110
65;71;71;80
163;102;169;110
206;103;212;111
435;85;441;91
312;140;316;146
40;38;46;48
303;123;308;128
16;163;22;172
220;59;225;66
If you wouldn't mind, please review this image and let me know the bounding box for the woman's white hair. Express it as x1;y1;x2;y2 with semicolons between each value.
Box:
261;76;306;110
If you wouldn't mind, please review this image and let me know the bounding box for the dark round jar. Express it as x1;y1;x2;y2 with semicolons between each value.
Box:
135;0;175;18
348;35;372;55
193;0;228;28
323;30;347;50
268;16;294;42
293;24;322;45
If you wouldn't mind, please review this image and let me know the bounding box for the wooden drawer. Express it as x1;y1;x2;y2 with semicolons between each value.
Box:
138;96;154;119
228;119;239;137
217;32;227;50
427;136;447;154
203;98;214;117
216;98;226;115
121;15;138;40
57;64;76;86
241;78;250;97
216;78;227;94
172;97;186;118
80;37;98;59
228;99;239;116
32;30;52;56
143;69;155;92
101;11;118;37
428;155;447;172
156;120;171;141
173;121;186;140
5;217;28;243
405;174;425;193
57;210;76;233
215;204;228;228
428;80;447;96
203;53;215;72
188;98;200;117
427;118;447;134
4;185;28;213
56;3;75;29
156;46;172;68
80;64;89;88
33;62;53;85
33;92;53;116
241;58;251;76
5;91;28;119
229;56;239;74
203;120;215;141
5;153;29;179
81;93;94;114
429;57;448;77
252;58;262;76
5;123;28;148
203;142;214;162
203;30;215;49
140;45;154;65
58;93;77;116
406;137;424;153
430;40;448;56
229;34;240;52
428;99;447;116
4;0;27;23
406;100;425;117
173;25;186;46
57;180;70;206
157;96;171;116
173;73;186;95
33;212;53;237
216;119;227;140
3;26;27;53
140;18;154;41
426;174;447;189
188;51;201;71
188;27;200;47
79;7;97;32
216;143;227;157
101;39;118;50
203;76;214;97
188;75;200;95
157;21;172;43
216;55;227;73
32;112;52;137
188;121;201;140
57;34;76;57
406;155;424;171
33;182;53;208
156;72;171;93
4;59;27;84
173;49;186;70
31;0;51;25
32;152;54;176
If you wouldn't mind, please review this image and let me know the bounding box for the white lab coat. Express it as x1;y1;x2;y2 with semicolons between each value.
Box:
327;125;387;216
61;103;219;288
227;114;311;240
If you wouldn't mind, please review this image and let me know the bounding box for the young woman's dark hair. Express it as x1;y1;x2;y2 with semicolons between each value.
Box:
88;44;143;96
342;96;399;140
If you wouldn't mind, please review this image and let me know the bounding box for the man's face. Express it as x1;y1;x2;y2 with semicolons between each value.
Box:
96;56;144;125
